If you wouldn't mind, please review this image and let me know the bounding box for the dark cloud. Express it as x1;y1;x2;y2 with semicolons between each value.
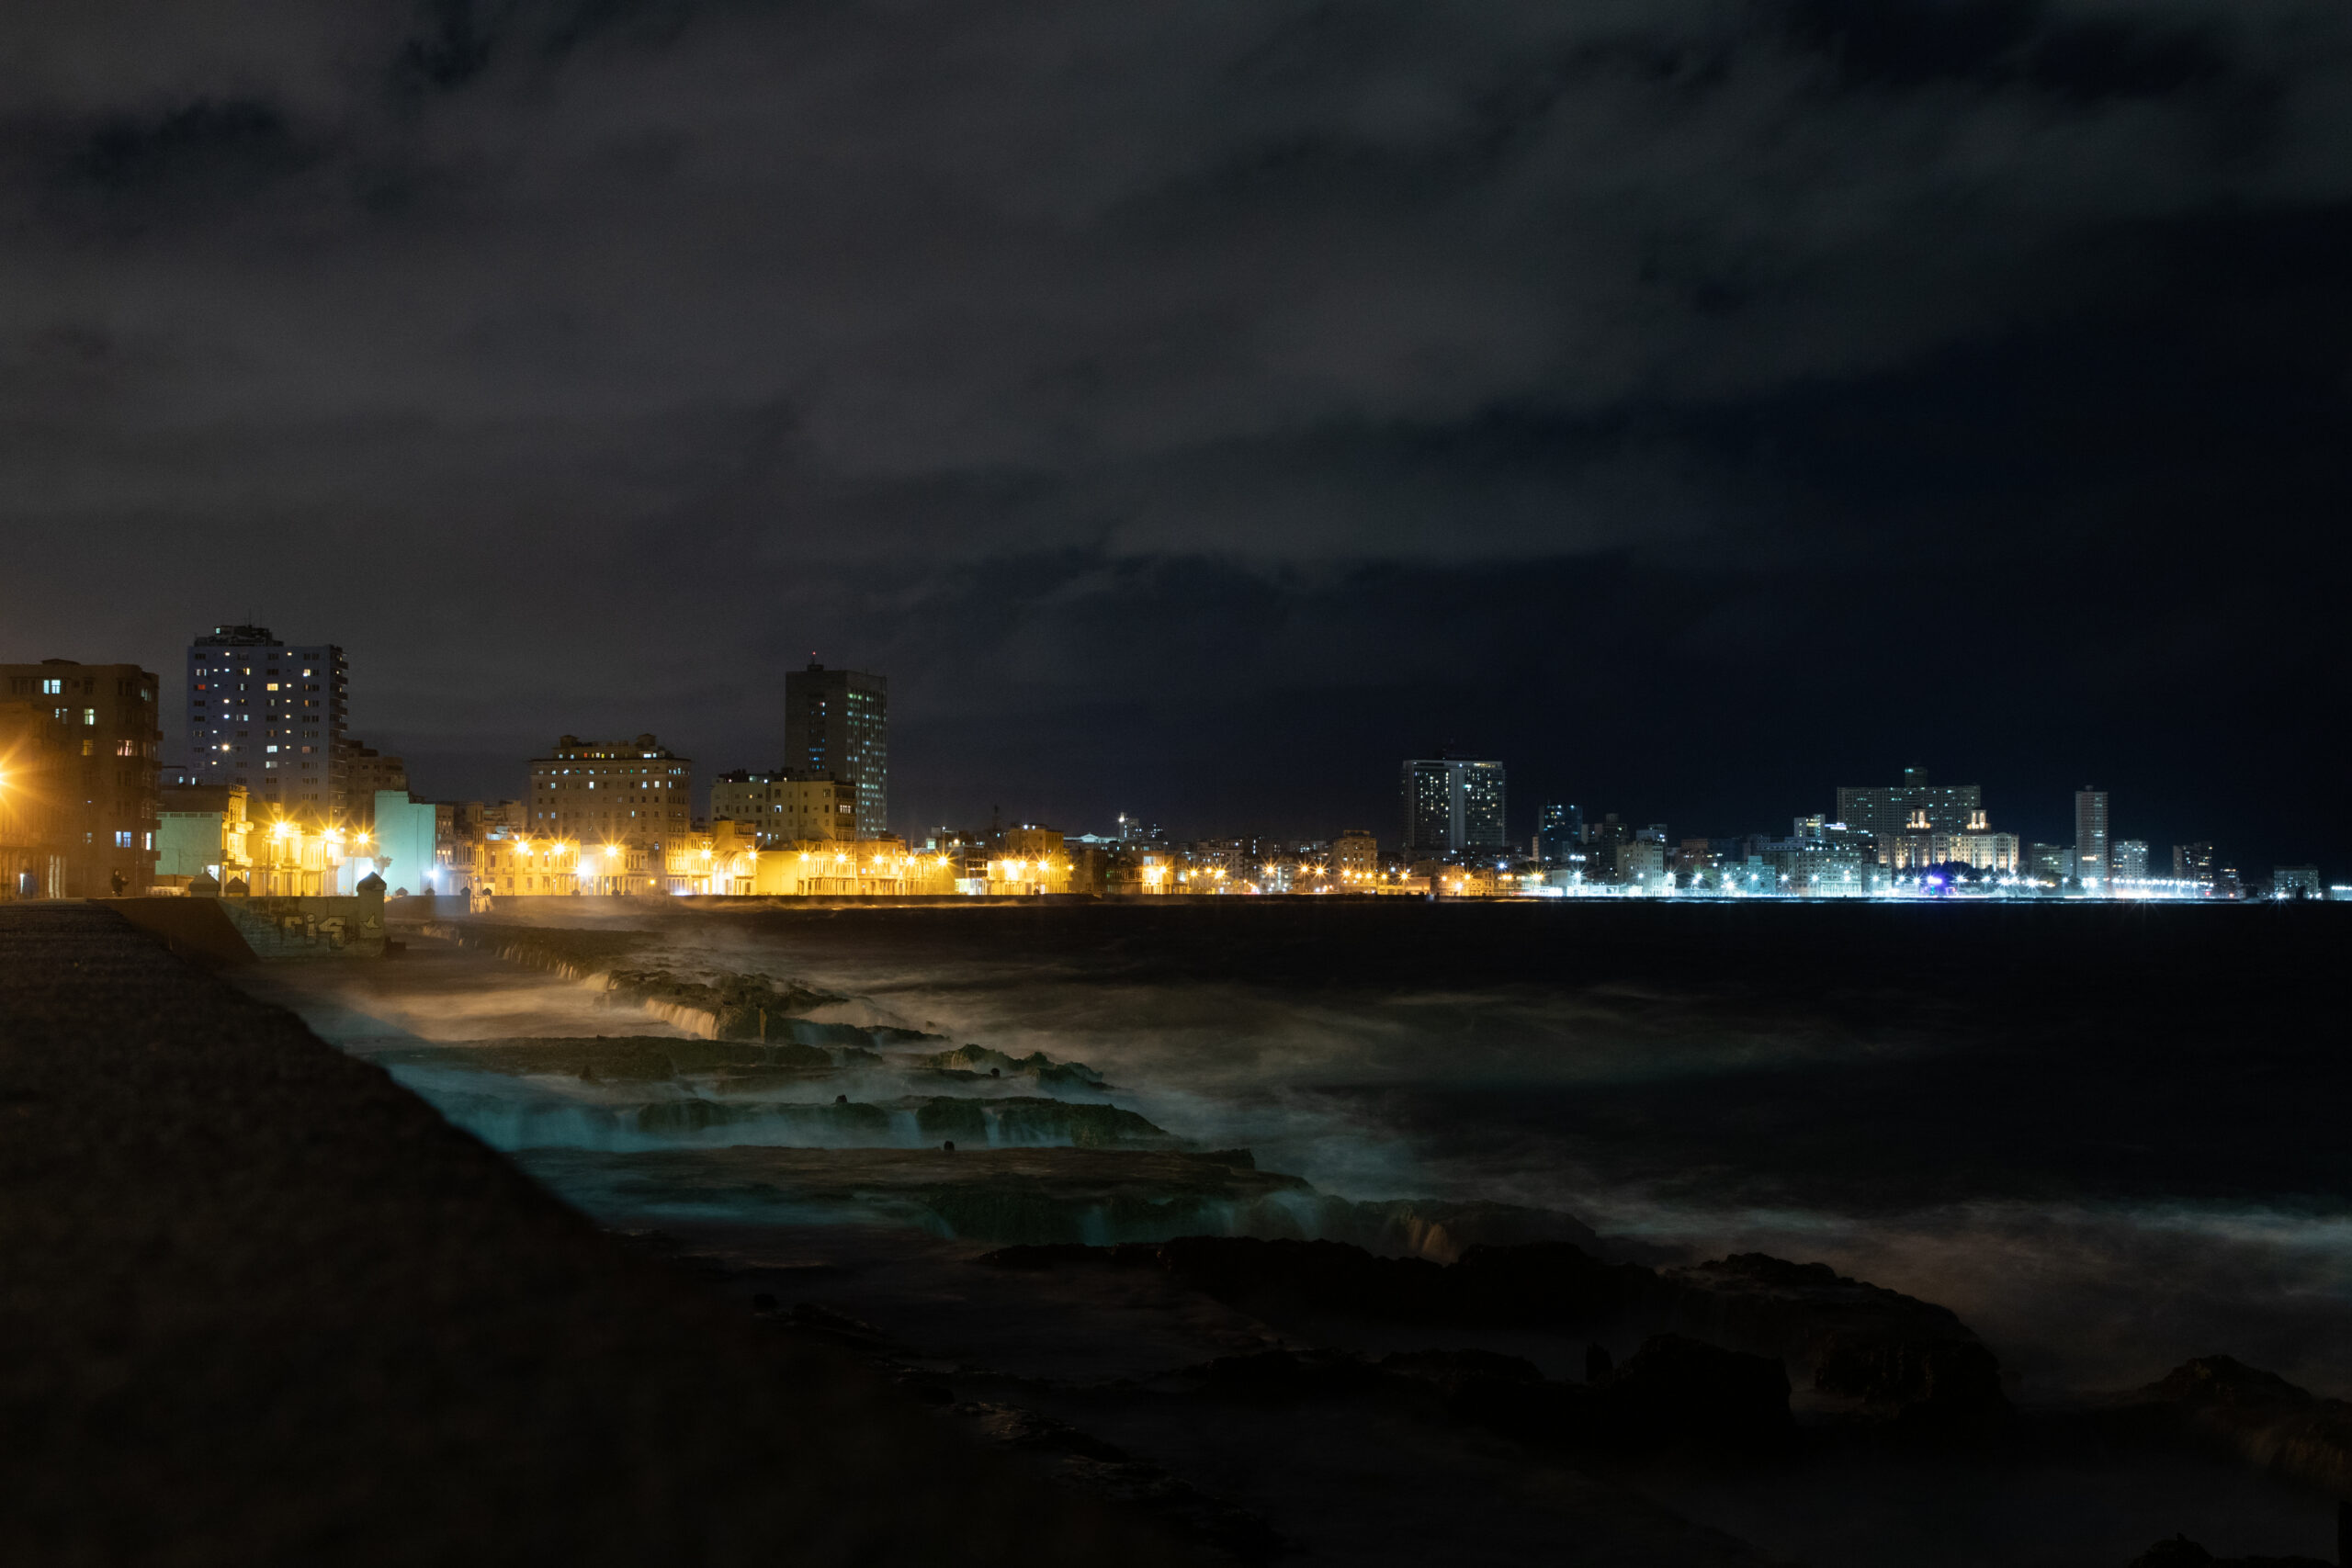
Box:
0;0;2346;864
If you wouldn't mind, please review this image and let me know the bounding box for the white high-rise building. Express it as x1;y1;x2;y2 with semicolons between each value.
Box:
2074;787;2110;886
1399;758;1508;856
184;626;348;826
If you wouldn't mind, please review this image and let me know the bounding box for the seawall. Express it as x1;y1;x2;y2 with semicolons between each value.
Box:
0;903;1170;1566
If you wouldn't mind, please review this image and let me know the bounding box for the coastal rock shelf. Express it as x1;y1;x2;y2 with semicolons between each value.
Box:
0;903;1170;1565
515;1145;1606;1256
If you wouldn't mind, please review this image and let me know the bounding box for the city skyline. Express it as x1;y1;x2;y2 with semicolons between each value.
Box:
3;6;2347;878
9;617;2324;891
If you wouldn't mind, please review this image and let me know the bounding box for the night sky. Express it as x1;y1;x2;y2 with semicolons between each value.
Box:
4;2;2347;868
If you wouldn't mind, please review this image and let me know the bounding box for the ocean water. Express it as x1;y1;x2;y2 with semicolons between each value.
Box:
269;897;2352;1403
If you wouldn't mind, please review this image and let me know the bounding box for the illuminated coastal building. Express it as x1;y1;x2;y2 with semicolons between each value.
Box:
1534;802;1582;863
154;784;254;888
241;816;377;897
2112;840;2149;881
1400;757;1507;856
985;825;1069;895
527;735;693;866
2172;842;2214;888
710;770;856;846
476;833;582;897
0;699;71;897
2027;842;2074;883
2271;866;2321;900
1332;829;1379;887
183;626;347;825
662;820;764;896
1616;839;1668;890
1;659;162;896
785;661;888;839
749;838;957;897
2074;787;2111;886
1106;846;1180;893
1835;770;1983;863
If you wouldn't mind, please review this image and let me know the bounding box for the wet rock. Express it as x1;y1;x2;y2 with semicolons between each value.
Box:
911;1044;1108;1087
1200;1348;1384;1402
1148;1236;1456;1323
1380;1348;1577;1443
914;1097;989;1144
1653;1253;2009;1430
527;1145;1322;1248
1598;1333;1794;1452
784;1301;887;1346
376;1036;833;1081
1104;1235;1643;1327
2123;1534;2332;1566
951;1402;1284;1565
2120;1356;2352;1498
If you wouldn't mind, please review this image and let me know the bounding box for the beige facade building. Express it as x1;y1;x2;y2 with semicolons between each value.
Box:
985;827;1069;895
527;735;692;859
748;838;957;897
1332;829;1379;887
475;834;583;897
710;770;857;846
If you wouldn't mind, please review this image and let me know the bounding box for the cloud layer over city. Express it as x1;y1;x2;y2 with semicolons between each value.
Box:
5;0;2346;852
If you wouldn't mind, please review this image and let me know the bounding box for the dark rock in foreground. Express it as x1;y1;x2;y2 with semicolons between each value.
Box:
1188;1335;1792;1456
2113;1356;2352;1498
2124;1534;2333;1566
984;1234;2007;1431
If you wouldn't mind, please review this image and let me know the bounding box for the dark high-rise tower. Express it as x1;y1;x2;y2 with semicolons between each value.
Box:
1535;802;1583;863
1399;758;1507;856
184;626;348;824
783;661;888;839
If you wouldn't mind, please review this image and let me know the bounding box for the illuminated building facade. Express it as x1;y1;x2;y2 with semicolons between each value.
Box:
2112;840;2149;880
1400;757;1508;856
184;626;347;825
2074;787;2110;886
2027;842;2073;883
784;662;888;839
154;784;254;887
0;699;70;897
2271;866;2321;900
345;743;408;824
1;660;161;897
1534;802;1582;863
2172;841;2215;888
750;838;957;897
476;833;581;897
986;825;1069;895
710;770;856;846
1835;769;1983;863
527;734;693;864
1333;829;1379;886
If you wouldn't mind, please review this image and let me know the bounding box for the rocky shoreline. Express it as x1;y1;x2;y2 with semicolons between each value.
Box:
239;908;2352;1564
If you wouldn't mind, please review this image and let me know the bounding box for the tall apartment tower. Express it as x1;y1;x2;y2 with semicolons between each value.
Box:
2074;786;2110;886
1399;758;1508;856
783;661;888;838
185;626;348;825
